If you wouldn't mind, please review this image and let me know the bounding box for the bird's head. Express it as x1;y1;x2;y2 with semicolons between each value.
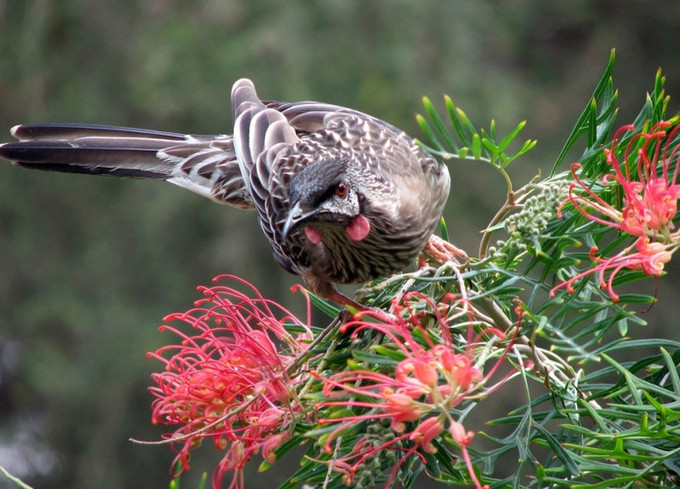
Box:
282;159;371;244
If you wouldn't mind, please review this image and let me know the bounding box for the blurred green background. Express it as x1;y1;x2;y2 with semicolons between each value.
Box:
0;1;678;488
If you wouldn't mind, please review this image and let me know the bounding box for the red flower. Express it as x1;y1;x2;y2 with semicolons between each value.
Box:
313;292;521;488
450;422;489;489
148;275;311;489
552;120;680;300
409;416;444;454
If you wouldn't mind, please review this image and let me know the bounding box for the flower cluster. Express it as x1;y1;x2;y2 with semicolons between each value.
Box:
314;293;521;489
552;120;680;300
491;180;569;256
147;275;311;489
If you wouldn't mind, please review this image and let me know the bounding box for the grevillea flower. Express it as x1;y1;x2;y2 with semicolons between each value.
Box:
552;120;680;301
313;293;520;489
148;275;311;489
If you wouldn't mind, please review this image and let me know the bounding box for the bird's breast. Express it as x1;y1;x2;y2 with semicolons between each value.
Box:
303;225;425;284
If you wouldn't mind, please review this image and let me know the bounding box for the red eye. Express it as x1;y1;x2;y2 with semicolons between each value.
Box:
336;182;347;198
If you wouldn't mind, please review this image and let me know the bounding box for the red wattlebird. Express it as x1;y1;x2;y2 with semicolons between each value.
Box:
0;79;451;309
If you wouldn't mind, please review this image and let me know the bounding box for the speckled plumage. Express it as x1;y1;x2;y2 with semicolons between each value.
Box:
0;79;450;305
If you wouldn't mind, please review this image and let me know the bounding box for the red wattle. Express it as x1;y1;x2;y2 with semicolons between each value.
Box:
305;226;323;244
346;214;371;241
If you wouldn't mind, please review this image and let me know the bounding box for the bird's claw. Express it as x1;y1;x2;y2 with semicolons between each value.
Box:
420;235;468;267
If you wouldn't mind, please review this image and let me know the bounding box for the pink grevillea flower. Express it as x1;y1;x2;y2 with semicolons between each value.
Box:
552;120;680;301
148;275;311;489
314;293;521;488
449;422;488;489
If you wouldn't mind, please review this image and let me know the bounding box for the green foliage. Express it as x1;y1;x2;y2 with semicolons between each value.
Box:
417;95;537;170
168;462;208;489
254;50;680;488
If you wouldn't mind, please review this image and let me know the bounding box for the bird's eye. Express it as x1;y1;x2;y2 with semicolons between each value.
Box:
335;182;348;198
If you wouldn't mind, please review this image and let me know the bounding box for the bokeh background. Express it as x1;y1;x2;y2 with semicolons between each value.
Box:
0;1;678;488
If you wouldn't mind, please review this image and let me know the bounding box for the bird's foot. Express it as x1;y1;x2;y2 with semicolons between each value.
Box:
327;288;396;324
419;235;468;267
303;275;397;326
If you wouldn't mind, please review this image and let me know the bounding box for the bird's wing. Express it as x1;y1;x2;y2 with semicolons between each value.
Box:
230;79;299;215
265;100;352;132
265;99;442;198
267;99;436;175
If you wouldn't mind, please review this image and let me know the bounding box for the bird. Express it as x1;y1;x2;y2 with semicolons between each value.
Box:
0;79;451;309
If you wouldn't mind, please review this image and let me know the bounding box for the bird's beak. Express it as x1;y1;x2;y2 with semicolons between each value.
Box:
282;201;319;239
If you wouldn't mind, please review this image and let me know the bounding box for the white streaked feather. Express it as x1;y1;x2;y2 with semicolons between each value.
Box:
166;174;218;201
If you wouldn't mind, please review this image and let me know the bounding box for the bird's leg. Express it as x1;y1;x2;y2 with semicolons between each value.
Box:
304;275;363;310
303;274;395;322
419;234;468;267
326;288;366;313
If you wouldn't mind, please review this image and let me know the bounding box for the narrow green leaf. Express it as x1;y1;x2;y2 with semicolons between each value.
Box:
353;348;400;364
416;113;446;152
422;95;459;150
445;95;472;146
455;107;478;138
504;137;537;166
303;423;348;439
532;421;580;475
439;216;449;242
197;472;208;489
497;120;526;154
481;136;497;154
471;133;482;159
551;49;616;175
307;292;341;317
601;354;643;405
281;459;332;488
660;348;680;394
586;98;598;146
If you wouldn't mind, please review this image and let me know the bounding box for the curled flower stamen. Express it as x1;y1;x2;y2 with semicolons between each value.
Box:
314;292;521;489
147;275;311;488
552;121;680;300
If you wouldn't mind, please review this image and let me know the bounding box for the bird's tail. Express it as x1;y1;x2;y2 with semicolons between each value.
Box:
0;123;193;179
0;123;254;206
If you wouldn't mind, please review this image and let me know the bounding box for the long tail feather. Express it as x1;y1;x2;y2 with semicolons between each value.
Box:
0;123;251;208
0;123;193;179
